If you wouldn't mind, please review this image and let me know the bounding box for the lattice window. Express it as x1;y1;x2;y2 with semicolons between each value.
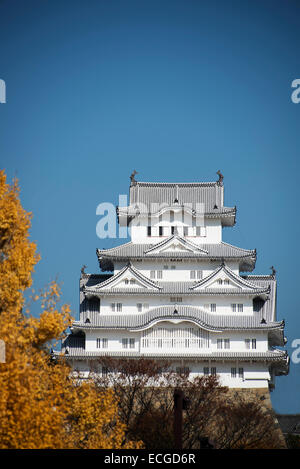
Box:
141;325;209;349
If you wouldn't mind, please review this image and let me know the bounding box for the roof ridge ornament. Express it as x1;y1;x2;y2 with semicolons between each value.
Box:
130;170;138;186
216;170;224;185
270;266;276;277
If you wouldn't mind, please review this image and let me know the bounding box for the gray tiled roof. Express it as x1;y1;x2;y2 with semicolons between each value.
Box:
81;272;277;324
242;275;277;322
144;235;209;254
129;181;224;210
84;262;270;297
116;180;236;227
190;263;270;293
73;305;283;332
96;239;256;272
85;262;162;291
117;205;236;224
84;282;269;297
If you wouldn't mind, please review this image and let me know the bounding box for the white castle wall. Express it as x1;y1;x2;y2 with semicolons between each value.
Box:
84;328;268;354
70;358;270;389
113;259;240;277
97;296;254;316
130;218;222;244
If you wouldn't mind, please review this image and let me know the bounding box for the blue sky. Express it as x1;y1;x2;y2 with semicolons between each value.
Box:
0;0;299;414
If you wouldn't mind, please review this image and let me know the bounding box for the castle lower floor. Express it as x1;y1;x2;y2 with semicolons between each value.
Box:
66;357;284;389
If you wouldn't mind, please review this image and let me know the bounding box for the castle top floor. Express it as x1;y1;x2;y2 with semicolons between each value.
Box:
117;172;236;244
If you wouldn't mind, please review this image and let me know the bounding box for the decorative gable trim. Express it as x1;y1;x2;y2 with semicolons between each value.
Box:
84;262;162;293
144;235;208;255
189;263;271;294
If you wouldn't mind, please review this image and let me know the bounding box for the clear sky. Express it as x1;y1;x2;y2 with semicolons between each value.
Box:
0;0;299;414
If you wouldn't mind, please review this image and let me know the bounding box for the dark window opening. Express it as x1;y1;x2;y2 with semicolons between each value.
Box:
253;297;265;312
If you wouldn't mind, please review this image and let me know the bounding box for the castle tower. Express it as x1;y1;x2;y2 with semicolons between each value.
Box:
61;172;289;391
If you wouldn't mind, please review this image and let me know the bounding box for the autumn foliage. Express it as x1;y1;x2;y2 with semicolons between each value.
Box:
0;170;39;314
0;170;142;449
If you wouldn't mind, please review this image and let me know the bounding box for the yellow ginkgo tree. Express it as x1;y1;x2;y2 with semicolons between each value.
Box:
0;170;142;449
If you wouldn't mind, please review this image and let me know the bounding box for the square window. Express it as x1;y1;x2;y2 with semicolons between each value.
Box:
217;339;223;349
129;338;135;349
102;338;108;349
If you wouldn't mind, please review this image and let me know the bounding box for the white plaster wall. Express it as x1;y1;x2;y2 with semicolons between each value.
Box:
129;218;222;244
210;330;268;352
98;295;255;316
186;362;270;388
85;329;140;352
83;328;268;353
113;260;240;277
71;358;270;389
